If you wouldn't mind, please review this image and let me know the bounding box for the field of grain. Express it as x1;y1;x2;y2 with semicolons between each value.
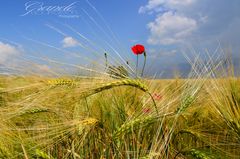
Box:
0;72;239;159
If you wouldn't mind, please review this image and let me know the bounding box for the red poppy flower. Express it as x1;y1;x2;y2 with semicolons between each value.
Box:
153;93;162;101
131;44;145;55
143;108;151;114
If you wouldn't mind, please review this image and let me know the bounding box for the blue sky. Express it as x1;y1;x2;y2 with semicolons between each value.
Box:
0;0;240;77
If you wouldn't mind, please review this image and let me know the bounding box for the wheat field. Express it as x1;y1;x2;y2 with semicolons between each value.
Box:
0;61;240;159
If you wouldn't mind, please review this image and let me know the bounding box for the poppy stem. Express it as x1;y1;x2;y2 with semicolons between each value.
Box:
104;52;108;70
136;54;138;78
148;92;159;115
141;51;146;77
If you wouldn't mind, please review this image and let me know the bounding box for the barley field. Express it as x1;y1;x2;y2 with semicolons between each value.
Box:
0;61;240;159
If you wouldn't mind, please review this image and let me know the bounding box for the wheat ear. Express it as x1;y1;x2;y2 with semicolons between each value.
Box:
80;79;159;114
113;116;157;139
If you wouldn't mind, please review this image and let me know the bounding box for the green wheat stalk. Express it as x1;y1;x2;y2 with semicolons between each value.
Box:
113;116;157;139
19;108;49;116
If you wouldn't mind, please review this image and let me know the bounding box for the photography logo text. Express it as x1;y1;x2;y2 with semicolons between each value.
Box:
20;1;80;18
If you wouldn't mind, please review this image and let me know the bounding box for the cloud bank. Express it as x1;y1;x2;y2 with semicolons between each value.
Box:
0;41;21;64
140;0;240;50
147;12;197;45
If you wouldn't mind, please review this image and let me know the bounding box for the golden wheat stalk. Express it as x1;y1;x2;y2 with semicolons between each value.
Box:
77;118;99;135
47;79;76;87
48;78;159;114
80;79;159;114
80;79;148;98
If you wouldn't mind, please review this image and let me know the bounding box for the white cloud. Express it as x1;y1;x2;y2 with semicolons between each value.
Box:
62;36;79;48
36;64;51;72
167;0;195;7
139;0;164;14
139;0;195;14
141;0;240;47
0;41;21;64
147;12;197;45
140;0;198;45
